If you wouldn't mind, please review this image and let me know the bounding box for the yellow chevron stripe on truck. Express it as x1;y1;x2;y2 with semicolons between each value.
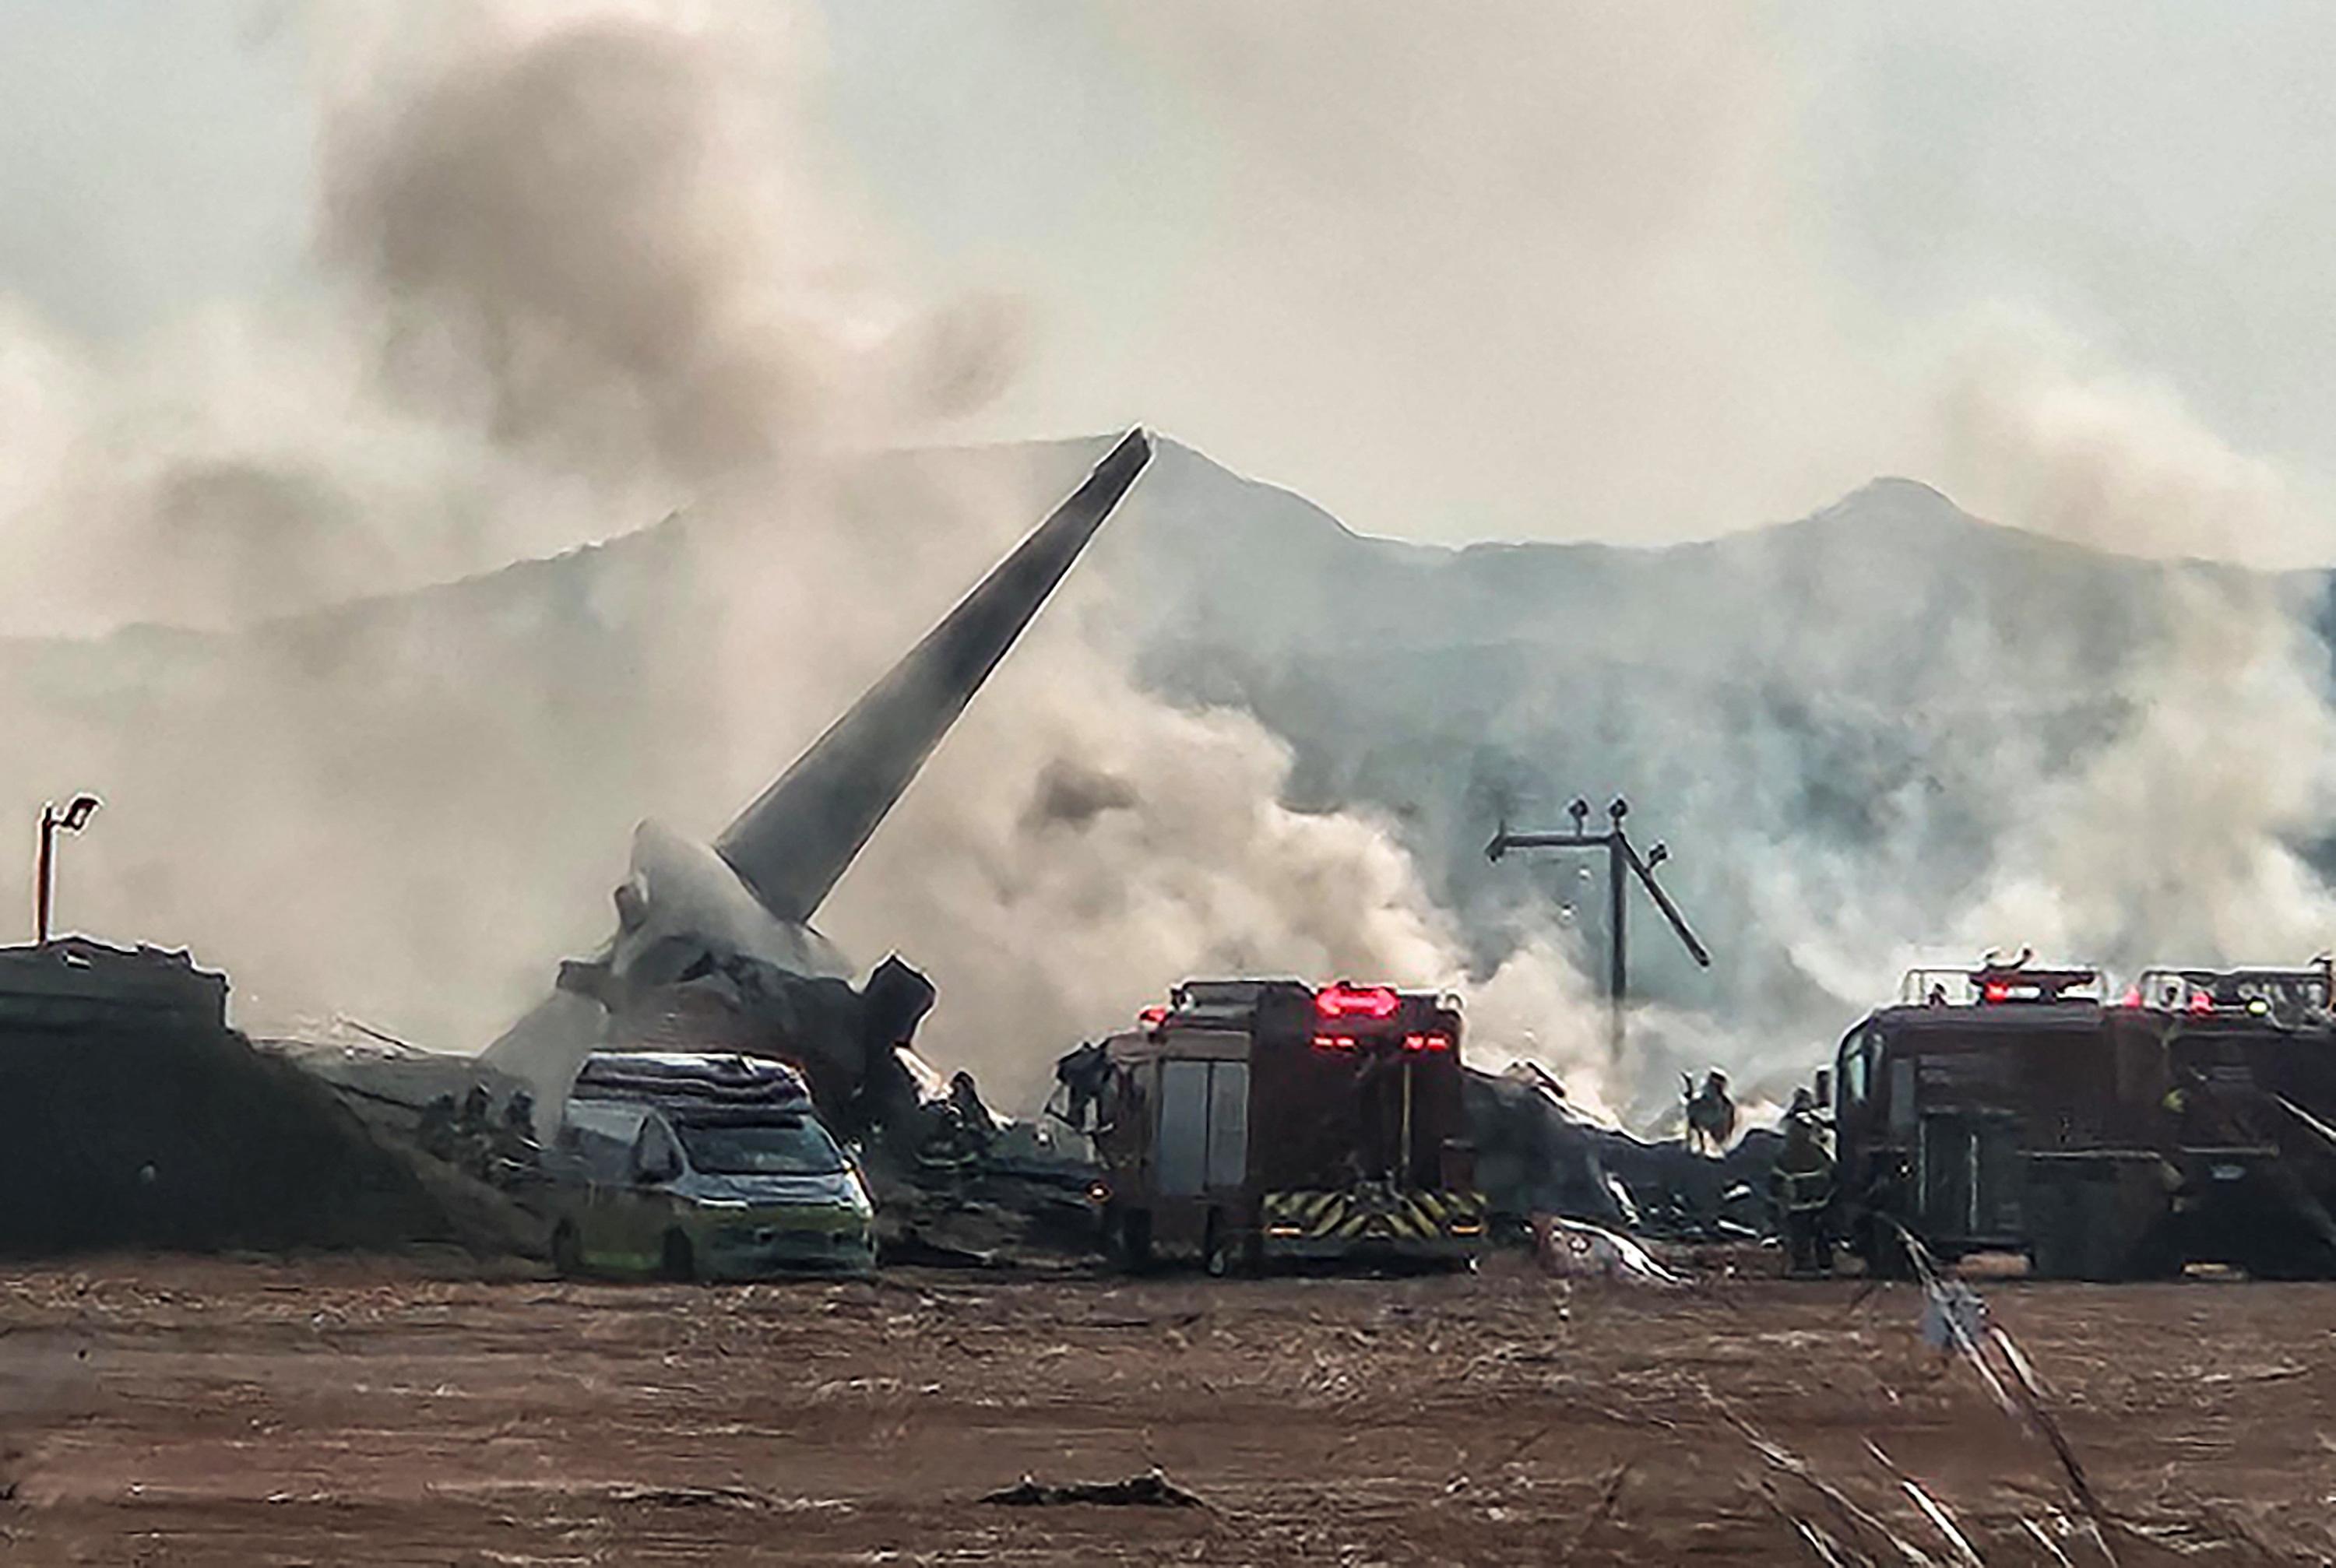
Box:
1261;1188;1486;1241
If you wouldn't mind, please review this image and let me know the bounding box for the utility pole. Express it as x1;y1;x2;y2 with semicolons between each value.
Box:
1486;796;1710;1056
34;794;100;946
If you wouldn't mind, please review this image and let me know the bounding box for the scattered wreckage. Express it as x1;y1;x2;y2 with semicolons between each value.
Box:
1462;1059;1782;1244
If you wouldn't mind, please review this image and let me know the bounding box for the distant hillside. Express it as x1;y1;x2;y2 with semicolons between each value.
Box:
1;434;2325;1093
1095;442;2334;1050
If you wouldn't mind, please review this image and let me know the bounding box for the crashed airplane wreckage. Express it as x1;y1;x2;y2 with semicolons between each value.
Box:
1465;1062;1782;1240
308;431;1152;1236
488;428;1149;1130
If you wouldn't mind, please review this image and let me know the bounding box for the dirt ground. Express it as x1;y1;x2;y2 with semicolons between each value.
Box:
0;1253;2331;1565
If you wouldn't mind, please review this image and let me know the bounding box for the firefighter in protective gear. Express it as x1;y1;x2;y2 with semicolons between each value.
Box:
1771;1089;1835;1276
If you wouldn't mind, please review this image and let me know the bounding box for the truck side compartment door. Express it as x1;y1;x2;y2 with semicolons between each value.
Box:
1158;1060;1212;1198
1207;1061;1249;1189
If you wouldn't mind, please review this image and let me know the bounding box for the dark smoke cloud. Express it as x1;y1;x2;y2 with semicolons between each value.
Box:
326;17;832;479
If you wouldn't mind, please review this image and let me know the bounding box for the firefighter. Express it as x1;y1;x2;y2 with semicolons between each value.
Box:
1684;1070;1737;1156
1771;1090;1835;1277
491;1092;540;1179
1054;1040;1111;1132
946;1071;1000;1153
456;1085;496;1180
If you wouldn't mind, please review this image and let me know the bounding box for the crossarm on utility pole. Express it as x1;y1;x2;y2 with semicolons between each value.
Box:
1621;839;1712;969
1486;828;1608;861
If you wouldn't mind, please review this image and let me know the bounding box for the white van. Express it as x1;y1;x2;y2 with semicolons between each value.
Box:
545;1066;876;1281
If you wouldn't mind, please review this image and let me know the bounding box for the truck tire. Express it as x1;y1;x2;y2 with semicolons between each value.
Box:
551;1222;583;1279
2030;1161;2174;1281
2029;1173;2111;1280
2239;1229;2336;1281
1203;1211;1234;1278
1858;1217;1916;1281
1107;1208;1152;1272
661;1230;697;1284
2120;1223;2184;1282
2028;1215;2089;1281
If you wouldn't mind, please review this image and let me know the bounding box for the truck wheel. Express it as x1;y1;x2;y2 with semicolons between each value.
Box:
661;1230;697;1284
1203;1212;1233;1278
1107;1208;1152;1272
2031;1171;2170;1281
1860;1219;1916;1281
2240;1230;2336;1281
2029;1222;2083;1281
2114;1216;2183;1281
551;1222;583;1279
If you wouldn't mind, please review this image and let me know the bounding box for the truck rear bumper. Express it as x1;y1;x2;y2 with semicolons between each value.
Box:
1260;1234;1479;1263
1258;1187;1486;1260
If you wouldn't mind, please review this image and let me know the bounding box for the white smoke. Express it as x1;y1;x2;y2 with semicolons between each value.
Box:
0;1;1602;1113
1932;335;2336;971
1740;332;2336;1085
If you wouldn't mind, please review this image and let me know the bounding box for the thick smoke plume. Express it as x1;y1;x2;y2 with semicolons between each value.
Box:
0;2;1603;1116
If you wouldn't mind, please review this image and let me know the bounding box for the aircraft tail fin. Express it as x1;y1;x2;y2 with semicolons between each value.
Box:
715;427;1152;923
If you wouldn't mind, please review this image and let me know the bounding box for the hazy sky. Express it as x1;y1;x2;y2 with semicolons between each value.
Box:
7;1;2336;554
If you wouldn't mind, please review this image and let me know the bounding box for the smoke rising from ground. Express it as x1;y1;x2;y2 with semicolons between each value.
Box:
1933;337;2336;976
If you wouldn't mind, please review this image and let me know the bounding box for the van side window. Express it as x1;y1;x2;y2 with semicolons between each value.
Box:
561;1102;647;1183
631;1117;683;1180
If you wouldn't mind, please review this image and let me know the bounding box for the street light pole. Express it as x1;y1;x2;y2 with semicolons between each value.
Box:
1486;795;1709;1056
34;794;100;946
1607;806;1627;1047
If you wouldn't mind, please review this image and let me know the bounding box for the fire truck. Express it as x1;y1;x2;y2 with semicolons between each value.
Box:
1082;979;1486;1273
1831;957;2336;1279
2137;962;2336;1278
1831;960;2143;1277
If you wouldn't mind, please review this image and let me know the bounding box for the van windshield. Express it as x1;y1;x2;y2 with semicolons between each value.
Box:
676;1116;845;1176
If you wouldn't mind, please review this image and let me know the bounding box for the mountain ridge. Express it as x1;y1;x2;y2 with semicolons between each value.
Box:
0;436;2324;1116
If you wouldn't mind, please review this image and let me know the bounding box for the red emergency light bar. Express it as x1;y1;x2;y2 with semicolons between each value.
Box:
1315;982;1401;1021
1312;1034;1359;1051
1972;966;2097;1004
